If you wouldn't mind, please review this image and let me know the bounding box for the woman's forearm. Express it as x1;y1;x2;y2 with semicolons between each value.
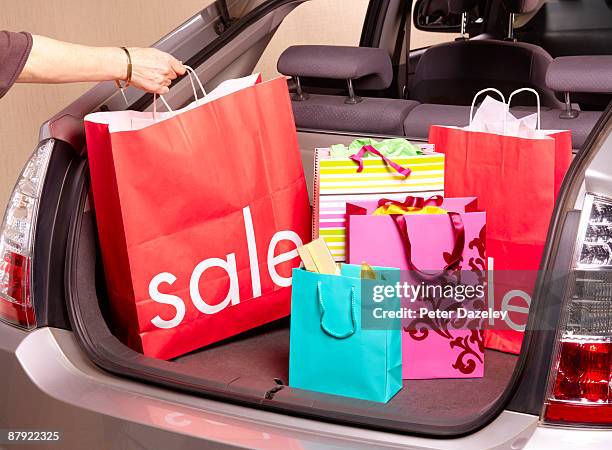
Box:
18;35;125;83
17;34;185;94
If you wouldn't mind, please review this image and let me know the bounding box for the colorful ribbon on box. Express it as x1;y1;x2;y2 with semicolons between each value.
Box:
330;138;424;178
350;145;412;177
374;195;447;215
329;138;423;159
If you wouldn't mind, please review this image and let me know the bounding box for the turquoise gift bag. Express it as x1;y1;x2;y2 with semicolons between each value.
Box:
289;264;402;403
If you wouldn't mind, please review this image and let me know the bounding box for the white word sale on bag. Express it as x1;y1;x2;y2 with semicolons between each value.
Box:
148;205;303;329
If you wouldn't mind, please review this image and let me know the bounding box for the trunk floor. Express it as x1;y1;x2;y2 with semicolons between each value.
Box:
80;211;517;428
173;319;518;425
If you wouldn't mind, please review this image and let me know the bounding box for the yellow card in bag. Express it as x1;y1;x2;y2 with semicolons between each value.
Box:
297;238;339;275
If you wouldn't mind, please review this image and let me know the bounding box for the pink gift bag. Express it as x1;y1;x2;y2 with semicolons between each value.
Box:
347;196;487;379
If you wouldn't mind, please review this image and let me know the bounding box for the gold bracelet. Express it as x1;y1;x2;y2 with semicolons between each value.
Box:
115;47;132;89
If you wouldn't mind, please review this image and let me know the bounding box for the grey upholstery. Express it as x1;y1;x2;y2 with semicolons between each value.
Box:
403;104;602;149
540;109;602;149
292;94;418;135
411;39;562;108
546;56;612;94
514;106;602;148
400;104;538;139
403;104;472;136
500;0;540;13
277;45;393;90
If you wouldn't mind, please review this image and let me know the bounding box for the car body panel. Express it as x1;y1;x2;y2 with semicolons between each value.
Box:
2;324;608;449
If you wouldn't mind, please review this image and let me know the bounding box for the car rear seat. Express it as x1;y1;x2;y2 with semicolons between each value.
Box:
405;55;611;150
277;46;609;151
409;0;561;108
542;55;612;148
277;45;418;136
404;105;603;150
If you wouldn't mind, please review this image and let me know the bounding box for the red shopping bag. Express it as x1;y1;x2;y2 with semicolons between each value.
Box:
429;89;572;354
85;76;311;359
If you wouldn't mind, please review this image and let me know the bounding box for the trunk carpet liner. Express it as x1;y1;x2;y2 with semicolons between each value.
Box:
80;212;518;426
173;318;517;425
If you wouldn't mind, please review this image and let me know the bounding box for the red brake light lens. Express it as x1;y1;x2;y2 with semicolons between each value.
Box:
553;340;611;403
0;251;34;325
546;339;612;425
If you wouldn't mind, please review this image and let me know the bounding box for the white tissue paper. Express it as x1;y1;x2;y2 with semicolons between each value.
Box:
467;95;544;139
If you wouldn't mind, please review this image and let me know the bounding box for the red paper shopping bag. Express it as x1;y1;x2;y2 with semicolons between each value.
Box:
429;95;572;354
85;76;311;359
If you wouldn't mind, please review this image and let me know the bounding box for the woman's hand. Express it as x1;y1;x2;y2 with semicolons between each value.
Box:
124;47;186;94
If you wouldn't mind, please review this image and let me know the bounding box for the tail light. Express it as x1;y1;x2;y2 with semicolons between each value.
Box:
544;194;612;426
0;140;54;329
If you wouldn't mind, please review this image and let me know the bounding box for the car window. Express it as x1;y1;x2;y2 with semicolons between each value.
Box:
516;0;612;56
253;0;370;80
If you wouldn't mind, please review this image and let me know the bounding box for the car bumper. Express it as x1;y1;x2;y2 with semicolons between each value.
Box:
0;324;609;450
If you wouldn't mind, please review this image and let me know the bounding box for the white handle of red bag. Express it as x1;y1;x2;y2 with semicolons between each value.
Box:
152;94;173;120
152;65;207;121
184;65;207;100
469;88;505;125
507;87;541;131
469;87;541;134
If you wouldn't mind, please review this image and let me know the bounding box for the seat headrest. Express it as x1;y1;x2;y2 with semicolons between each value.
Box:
277;45;393;90
500;0;540;14
448;0;479;14
546;56;612;94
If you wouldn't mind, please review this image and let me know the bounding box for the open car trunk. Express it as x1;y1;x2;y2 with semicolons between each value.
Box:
65;131;520;438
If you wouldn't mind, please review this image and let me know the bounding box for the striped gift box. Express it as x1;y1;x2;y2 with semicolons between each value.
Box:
313;146;445;261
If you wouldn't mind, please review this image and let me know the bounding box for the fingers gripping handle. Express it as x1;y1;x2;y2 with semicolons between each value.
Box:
152;65;206;120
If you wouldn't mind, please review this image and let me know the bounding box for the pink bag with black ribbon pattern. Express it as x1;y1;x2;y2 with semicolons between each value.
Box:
347;196;487;379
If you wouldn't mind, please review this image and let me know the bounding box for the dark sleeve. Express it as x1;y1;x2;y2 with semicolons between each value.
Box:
0;31;33;98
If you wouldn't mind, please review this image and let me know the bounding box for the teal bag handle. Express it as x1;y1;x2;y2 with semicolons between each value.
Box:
317;281;357;339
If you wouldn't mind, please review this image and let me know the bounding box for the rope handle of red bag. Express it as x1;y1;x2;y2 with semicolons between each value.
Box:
152;66;207;120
